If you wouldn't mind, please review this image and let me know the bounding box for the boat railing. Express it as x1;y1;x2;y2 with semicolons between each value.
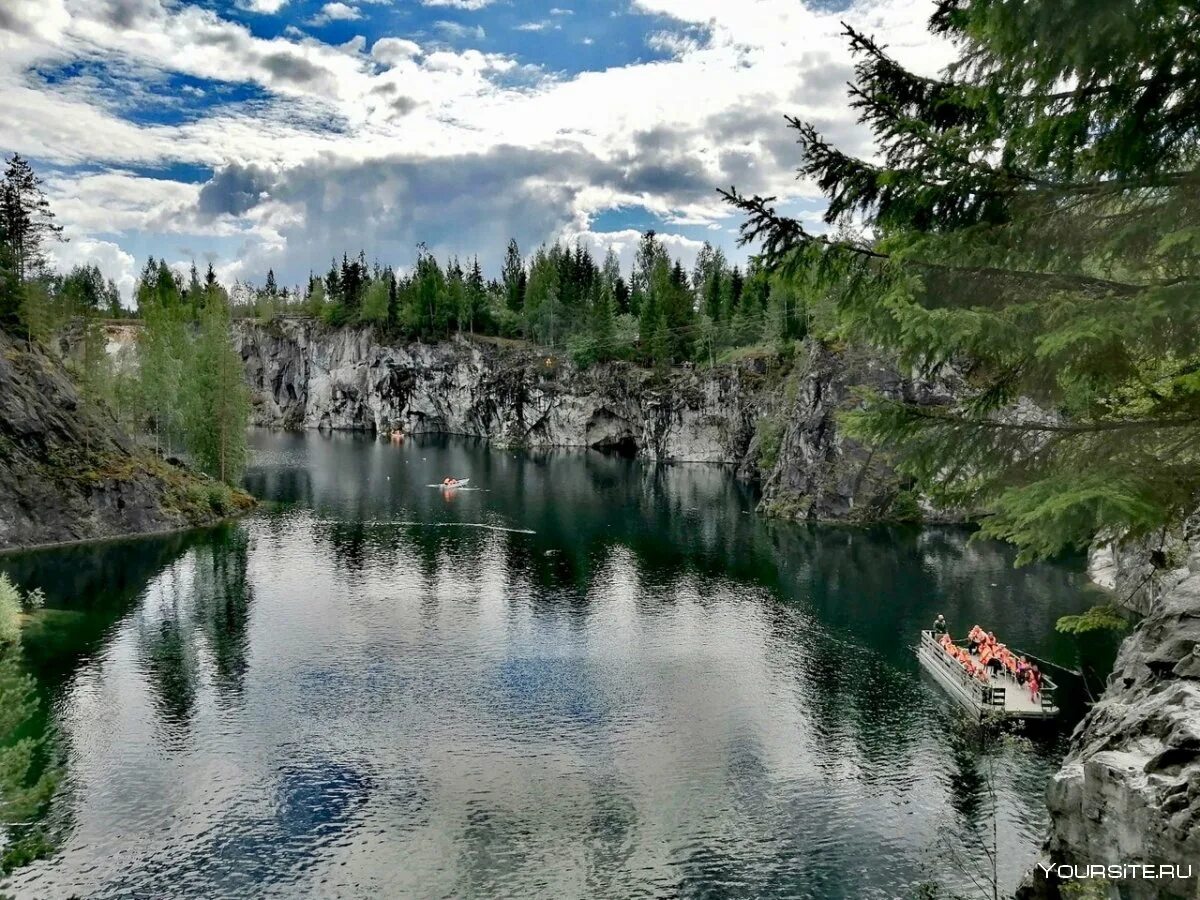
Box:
920;630;987;703
921;631;1060;712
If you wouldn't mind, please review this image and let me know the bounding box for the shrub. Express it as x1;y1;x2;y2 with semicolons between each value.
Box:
0;574;22;644
755;415;785;474
889;489;924;523
207;484;233;515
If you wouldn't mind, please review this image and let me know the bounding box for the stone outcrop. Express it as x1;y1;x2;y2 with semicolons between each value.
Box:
0;328;250;552
1023;519;1200;900
756;341;960;522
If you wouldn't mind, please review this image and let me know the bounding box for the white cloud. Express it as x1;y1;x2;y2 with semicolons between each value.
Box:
372;37;422;65
0;0;953;291
433;20;486;41
48;237;138;305
646;30;701;57
242;0;291;13
306;2;361;26
420;0;494;9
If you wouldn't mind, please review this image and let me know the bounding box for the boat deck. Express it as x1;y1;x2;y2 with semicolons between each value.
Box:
916;630;1059;720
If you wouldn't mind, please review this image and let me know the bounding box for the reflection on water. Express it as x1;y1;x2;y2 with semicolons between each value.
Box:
0;431;1113;899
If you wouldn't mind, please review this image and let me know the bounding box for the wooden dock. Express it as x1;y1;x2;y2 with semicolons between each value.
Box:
915;631;1059;720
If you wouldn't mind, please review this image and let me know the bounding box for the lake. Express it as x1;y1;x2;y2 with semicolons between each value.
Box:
0;430;1113;899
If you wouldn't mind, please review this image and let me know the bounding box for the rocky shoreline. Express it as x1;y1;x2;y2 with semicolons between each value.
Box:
0;328;252;552
233;317;955;524
1021;521;1200;900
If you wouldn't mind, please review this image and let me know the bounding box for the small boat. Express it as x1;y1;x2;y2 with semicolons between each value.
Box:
915;630;1059;720
439;478;469;489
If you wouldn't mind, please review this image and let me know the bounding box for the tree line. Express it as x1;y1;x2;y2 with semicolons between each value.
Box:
135;235;807;370
1;153;249;487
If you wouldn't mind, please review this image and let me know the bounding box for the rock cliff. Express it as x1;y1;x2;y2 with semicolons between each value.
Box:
0;329;251;552
1022;520;1200;900
234;318;762;463
233;319;951;521
756;341;960;522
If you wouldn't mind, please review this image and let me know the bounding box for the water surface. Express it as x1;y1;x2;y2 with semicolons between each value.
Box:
1;431;1112;899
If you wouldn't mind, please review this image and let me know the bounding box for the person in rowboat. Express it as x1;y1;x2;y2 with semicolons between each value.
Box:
932;614;948;638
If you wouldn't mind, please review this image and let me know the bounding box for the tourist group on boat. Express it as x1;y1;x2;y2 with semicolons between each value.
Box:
932;616;1043;702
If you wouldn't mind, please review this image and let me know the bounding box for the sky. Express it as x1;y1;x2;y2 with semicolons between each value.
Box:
0;0;954;302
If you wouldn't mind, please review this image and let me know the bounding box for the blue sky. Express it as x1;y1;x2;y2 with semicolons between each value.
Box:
0;0;950;300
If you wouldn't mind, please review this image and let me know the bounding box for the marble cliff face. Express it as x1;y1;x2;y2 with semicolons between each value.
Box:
1022;519;1200;900
233;318;952;522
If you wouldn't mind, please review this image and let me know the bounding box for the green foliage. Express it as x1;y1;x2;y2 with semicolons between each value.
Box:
0;573;20;645
888;489;924;523
182;296;250;484
755;415;785;474
360;277;390;324
322;300;352;327
0;640;59;875
1056;603;1130;635
0;571;60;875
727;1;1200;561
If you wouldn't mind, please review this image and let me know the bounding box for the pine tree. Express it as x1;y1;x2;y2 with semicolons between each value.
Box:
524;245;561;345
502;239;525;312
613;275;631;315
693;242;728;322
590;279;617;362
385;267;400;328
631;231;667;318
465;256;486;334
445;257;467;333
0;154;63;285
324;259;343;306
0;155;63;332
724;0;1200;561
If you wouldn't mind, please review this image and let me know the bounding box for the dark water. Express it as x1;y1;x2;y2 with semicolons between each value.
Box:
1;431;1115;899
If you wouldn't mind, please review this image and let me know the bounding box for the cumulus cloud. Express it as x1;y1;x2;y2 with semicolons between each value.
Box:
0;0;954;293
372;37;422;65
242;0;291;13
306;2;361;26
47;237;138;304
420;0;494;9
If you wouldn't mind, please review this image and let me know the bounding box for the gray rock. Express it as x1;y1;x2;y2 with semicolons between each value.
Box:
0;329;239;551
1022;532;1200;900
234;318;764;463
